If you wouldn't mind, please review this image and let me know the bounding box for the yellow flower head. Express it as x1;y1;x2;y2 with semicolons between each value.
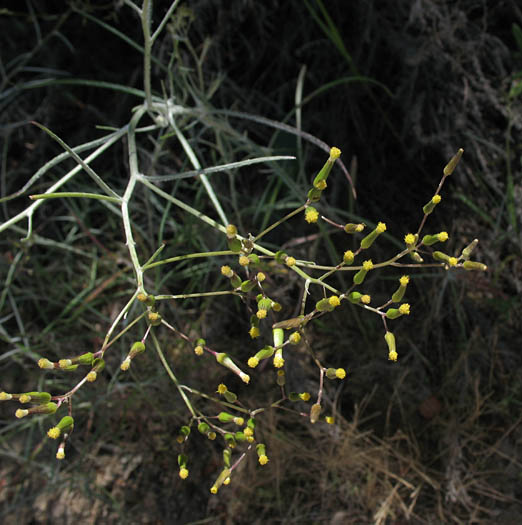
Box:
19;394;31;403
249;326;260;338
239;255;250;267
329;147;341;160
437;231;448;242
314;180;327;190
256;309;267;320
256;272;266;282
448;257;458;267
343;250;354;264
0;392;12;401
248;357;259;368
362;260;374;271
272;302;282;312
325;416;335;424
404;233;416;245
285;256;296;267
194;345;204;356
120;358;131;371
376;222;387;233
221;265;233;278
335;368;346;379
432;195;442;204
15;409;28;419
217;384;228;395
86;371;97;382
226;224;237;236
328;295;341;307
305;207;319;223
38;358;54;369
56;447;65;460
400;275;410;286
244;427;254;437
179;468;189;479
361;294;371;304
258;454;269;465
289;332;301;344
399;303;410;315
273;355;285;368
299;392;311;402
47;427;61;439
240;373;250;384
388;350;398;361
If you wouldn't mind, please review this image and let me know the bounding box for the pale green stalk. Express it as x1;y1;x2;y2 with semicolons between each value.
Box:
151;331;197;418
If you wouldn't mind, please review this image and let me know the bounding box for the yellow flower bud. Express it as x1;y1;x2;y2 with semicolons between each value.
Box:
249;326;260;339
179;468;189;479
239;255;250;266
305;207;319;223
47;427;61;439
343;250;354;264
328;295;341;307
335;368;346;379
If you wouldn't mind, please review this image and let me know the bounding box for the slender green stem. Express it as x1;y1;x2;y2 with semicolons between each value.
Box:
141;0;153;108
155;290;238;300
151;0;182;43
122;105;148;290
254;204;306;242
180;385;250;414
29;192;120;202
143;250;233;270
151;331;197;418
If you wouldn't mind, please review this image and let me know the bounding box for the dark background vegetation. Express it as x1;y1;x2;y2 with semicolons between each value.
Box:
1;0;521;523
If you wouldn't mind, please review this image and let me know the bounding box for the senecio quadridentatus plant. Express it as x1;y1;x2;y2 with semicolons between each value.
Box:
0;1;487;494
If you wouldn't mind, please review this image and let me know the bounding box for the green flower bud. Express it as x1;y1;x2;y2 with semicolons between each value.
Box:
228;238;242;253
210;468;231;494
240;279;257;292
348;292;362;304
198;422;210;434
18;392;51;404
307;187;323;202
72;352;95;366
273;328;284;347
178;453;188;468
257;297;273;311
312;147;341;187
360;222;386;249
147;311;162;326
422;195;442;215
129;341;146;359
344;223;365;234
391;276;409;303
460;239;478;260
443;148;464;176
325;368;338;379
310;403;322;424
234;431;247;442
409;251;424;262
215;353;250;384
224;433;236;448
274;251;287;264
223;448;231;468
224;391;237;403
288;392;301;402
462;261;487;271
